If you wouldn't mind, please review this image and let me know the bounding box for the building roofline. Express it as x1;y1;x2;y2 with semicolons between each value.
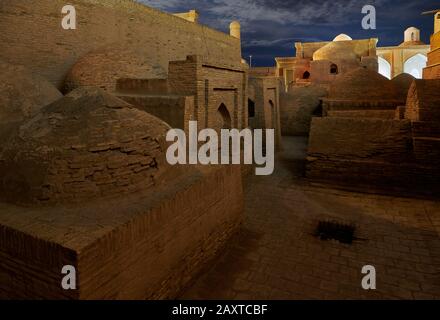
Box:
422;9;440;15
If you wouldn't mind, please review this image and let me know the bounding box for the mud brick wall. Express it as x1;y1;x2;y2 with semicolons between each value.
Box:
168;56;248;132
307;117;440;195
405;80;440;121
117;95;194;130
411;121;440;138
279;85;328;136
308;118;413;162
413;137;440;165
0;88;176;206
0;165;244;299
202;66;248;131
0;0;242;89
248;77;282;148
322;99;404;115
307;117;413;187
424;64;440;80
326;110;396;119
62;47;168;93
117;55;248;133
116;78;169;95
424;32;440;79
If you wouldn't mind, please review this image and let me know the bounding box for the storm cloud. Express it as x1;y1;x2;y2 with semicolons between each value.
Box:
140;0;439;66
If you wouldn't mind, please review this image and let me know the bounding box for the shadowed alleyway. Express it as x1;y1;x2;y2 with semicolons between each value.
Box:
181;136;440;300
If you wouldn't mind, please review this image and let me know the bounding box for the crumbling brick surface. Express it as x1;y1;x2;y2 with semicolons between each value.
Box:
0;88;174;205
405;79;440;121
0;165;244;299
63;47;167;94
0;0;242;89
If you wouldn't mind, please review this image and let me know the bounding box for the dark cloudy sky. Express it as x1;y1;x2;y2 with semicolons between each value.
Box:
140;0;439;66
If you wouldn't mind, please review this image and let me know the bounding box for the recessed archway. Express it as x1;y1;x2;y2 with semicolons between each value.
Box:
248;99;255;118
404;54;427;79
268;100;276;129
303;71;310;79
378;57;391;79
217;103;231;129
330;64;338;75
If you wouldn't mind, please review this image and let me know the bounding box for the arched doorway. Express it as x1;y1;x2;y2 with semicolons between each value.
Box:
303;71;310;79
217;103;231;129
404;54;427;79
378;57;391;79
248;99;255;118
330;64;338;75
268;100;276;129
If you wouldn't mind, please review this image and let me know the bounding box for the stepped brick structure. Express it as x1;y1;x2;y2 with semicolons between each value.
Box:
0;88;175;205
0;0;243;89
321;68;403;119
1;0;439;301
423;10;440;79
248;70;282;148
307;77;440;196
276;34;378;90
0;61;62;150
116;55;248;133
0;0;247;299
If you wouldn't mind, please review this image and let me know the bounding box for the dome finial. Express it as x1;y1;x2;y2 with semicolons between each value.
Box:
333;34;352;41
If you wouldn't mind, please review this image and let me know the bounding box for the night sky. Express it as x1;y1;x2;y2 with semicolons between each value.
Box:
141;0;439;67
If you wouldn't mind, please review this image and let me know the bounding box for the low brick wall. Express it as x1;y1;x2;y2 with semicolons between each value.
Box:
117;94;194;130
307;117;440;196
0;165;244;299
280;85;328;136
308;117;413;161
326;110;395;119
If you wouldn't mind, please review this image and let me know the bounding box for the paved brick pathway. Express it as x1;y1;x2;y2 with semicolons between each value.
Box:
181;137;440;300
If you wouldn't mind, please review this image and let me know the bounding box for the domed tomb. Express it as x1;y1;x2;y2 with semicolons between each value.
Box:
63;46;167;93
0;61;62;145
0;88;176;205
333;34;353;42
391;73;415;99
328;67;399;101
313;41;358;62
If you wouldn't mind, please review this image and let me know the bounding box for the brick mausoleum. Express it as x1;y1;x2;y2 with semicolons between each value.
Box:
0;1;439;300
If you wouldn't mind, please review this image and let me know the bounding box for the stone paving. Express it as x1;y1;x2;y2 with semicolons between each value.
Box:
181;136;440;300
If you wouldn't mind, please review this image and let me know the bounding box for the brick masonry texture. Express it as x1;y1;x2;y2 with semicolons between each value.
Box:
0;0;242;89
0;61;62;153
0;88;175;205
248;76;282;148
305;67;440;197
279;85;328;136
115;56;249;133
0;164;244;299
63;47;168;93
424;31;440;79
182;137;440;300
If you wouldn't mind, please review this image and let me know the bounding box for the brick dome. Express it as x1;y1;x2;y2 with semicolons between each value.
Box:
313;42;358;61
0;88;174;205
0;61;62;144
328;67;399;101
392;73;415;99
63;47;167;93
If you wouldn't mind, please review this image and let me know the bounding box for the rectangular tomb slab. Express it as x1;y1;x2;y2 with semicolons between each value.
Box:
0;165;244;299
